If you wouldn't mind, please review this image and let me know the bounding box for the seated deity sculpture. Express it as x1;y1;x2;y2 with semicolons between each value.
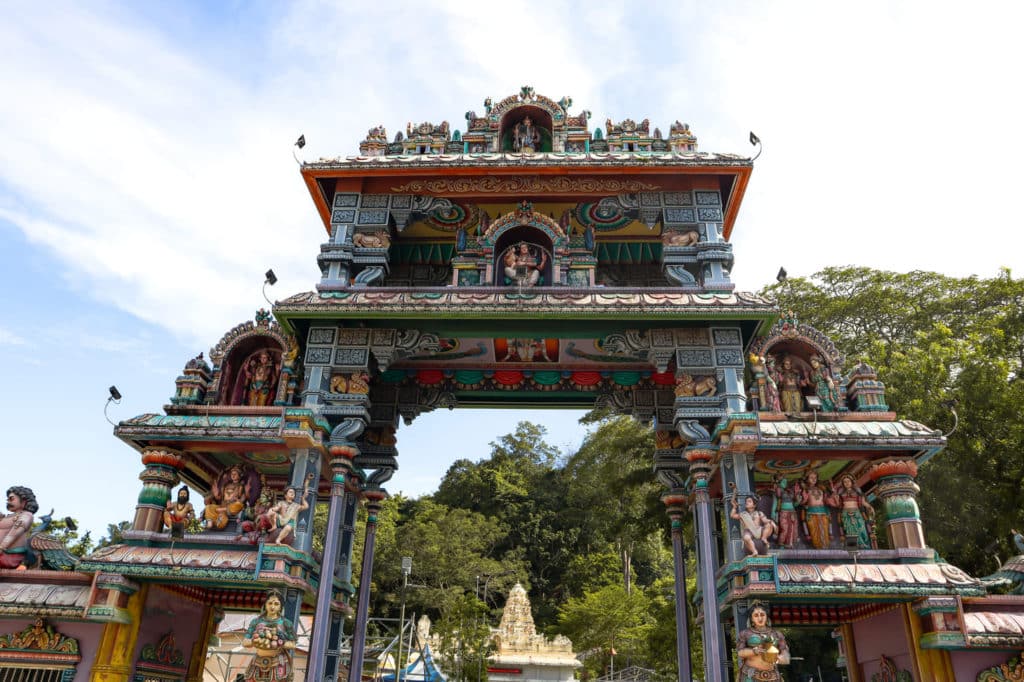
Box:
502;242;547;287
164;486;195;538
203;465;259;531
0;486;38;568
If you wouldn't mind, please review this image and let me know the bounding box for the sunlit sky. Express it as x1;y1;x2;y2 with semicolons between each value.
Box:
2;2;1022;536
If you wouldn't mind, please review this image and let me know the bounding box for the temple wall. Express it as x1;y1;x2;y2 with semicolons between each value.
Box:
131;585;207;674
850;608;913;679
0;618;104;682
951;650;1018;682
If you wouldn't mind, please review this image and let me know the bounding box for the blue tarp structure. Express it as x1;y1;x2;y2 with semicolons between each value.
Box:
381;643;447;682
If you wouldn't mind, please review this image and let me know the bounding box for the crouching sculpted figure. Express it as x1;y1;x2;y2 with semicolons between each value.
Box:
0;486;37;568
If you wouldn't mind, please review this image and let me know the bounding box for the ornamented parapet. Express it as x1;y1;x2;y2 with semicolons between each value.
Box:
402;121;451;155
846;361;890;412
351;88;703;156
0;618;81;680
172;352;212;405
358;124;388;156
669;120;698;152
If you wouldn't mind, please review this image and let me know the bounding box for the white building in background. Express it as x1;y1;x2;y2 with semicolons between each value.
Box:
488;584;581;682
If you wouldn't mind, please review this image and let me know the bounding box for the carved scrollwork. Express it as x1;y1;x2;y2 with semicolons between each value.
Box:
330;417;366;445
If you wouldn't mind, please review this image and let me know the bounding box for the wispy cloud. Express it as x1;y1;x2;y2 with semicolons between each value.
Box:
1;0;1021;357
0;326;27;346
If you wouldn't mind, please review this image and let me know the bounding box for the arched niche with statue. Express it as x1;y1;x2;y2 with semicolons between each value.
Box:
747;311;847;413
478;202;569;287
207;310;300;407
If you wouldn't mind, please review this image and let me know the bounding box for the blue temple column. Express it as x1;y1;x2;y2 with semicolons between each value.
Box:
663;491;693;682
307;442;358;682
684;440;728;682
288;448;322;556
347;488;388;682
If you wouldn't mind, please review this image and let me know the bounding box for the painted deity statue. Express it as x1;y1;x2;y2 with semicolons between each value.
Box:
203;466;252;531
164;486;195;538
749;354;781;411
513;116;540;152
242;590;297;682
0;486;38;568
800;469;832;549
241;350;278;407
775;354;806;413
773;476;802;549
808;355;841;411
266;477;314;546
829;474;875;549
731;495;777;556
503;242;547;287
736;605;790;682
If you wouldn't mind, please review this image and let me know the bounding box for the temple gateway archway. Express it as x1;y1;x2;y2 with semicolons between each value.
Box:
18;87;1010;682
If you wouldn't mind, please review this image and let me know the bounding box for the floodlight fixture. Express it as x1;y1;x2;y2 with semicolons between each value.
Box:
749;131;763;161
104;385;123;426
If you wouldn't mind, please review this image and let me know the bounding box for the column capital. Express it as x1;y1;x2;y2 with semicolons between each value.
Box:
865;457;918;482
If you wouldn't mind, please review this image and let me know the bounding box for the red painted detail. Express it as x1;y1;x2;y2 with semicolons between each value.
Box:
651;371;675;385
487;669;522;675
416;370;445;385
571;371;602;386
494;371;524;386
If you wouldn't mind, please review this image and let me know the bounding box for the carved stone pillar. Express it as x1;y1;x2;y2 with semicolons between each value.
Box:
676;417;727;682
867;458;925;549
307;443;358;682
654;429;692;682
132;448;184;532
347;489;388;682
663;491;693;682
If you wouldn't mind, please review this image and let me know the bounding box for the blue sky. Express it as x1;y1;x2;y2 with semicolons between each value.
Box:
3;1;1023;537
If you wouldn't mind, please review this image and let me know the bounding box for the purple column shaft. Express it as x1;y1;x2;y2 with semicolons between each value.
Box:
307;472;347;682
347;508;380;682
670;524;692;682
695;496;726;682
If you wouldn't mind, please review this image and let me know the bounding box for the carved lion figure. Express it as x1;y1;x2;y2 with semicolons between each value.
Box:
663;230;699;246
353;230;391;249
675;374;717;397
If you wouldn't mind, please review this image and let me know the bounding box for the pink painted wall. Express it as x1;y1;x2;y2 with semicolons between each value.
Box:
851;608;915;680
952;650;1019;682
0;618;105;682
131;585;207;677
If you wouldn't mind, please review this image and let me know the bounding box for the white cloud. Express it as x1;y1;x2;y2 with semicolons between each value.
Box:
0;327;27;346
1;0;1021;357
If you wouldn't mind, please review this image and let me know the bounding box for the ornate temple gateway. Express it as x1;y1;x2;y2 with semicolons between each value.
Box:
2;87;1024;682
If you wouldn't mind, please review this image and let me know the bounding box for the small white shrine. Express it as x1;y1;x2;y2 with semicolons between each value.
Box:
488;583;581;682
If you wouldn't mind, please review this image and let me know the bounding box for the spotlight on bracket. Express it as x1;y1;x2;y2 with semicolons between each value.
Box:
104;385;122;426
262;269;278;305
292;134;306;164
749;131;763;161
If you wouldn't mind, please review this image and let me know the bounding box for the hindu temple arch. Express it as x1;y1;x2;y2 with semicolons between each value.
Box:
7;86;1024;682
